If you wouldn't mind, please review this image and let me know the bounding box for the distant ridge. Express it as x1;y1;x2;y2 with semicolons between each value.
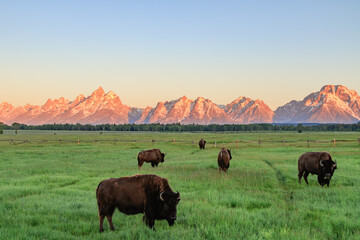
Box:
1;85;359;125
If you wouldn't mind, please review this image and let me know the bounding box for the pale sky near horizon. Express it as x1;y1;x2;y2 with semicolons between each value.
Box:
1;1;359;111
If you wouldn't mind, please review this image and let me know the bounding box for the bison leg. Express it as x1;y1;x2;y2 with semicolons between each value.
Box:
298;169;304;184
99;215;105;233
303;171;310;185
151;162;155;167
144;211;155;230
156;163;159;167
99;206;115;232
106;215;115;231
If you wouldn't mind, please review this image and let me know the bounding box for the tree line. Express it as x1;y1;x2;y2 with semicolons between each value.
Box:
1;122;360;133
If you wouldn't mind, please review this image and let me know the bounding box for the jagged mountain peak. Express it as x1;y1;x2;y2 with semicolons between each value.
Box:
0;102;13;108
180;95;189;101
319;84;353;94
274;85;360;123
195;96;206;102
225;96;274;123
1;85;359;125
90;86;106;99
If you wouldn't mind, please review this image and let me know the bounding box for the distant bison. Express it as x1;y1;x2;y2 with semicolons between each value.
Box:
199;139;206;149
218;147;232;173
138;149;165;169
96;174;180;231
298;152;337;187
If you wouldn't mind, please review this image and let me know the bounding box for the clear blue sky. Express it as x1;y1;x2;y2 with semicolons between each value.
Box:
1;0;359;110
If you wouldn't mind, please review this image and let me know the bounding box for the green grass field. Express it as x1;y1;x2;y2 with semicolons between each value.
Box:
0;131;359;239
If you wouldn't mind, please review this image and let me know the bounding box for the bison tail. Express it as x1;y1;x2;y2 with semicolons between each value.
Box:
96;182;101;209
96;181;102;196
96;181;107;217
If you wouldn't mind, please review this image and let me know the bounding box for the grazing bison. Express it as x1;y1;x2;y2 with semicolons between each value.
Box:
138;149;165;169
198;139;206;149
96;174;181;232
298;152;337;187
218;147;232;173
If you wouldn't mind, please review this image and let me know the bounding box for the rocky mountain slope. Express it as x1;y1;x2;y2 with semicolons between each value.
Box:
225;97;274;123
274;85;360;123
1;85;359;125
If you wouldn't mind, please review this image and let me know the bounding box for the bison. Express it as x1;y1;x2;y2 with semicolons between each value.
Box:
199;139;206;149
96;174;181;232
138;149;165;170
218;147;232;173
298;152;337;187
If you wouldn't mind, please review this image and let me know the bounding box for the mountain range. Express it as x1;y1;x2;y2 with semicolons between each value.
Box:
1;85;359;125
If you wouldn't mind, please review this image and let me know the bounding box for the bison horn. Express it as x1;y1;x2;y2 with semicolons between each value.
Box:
160;191;165;201
176;191;181;200
320;160;324;167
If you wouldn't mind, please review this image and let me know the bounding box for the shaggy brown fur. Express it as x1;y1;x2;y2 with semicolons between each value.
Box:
96;174;180;232
298;152;337;187
137;149;165;169
217;147;232;173
198;139;206;149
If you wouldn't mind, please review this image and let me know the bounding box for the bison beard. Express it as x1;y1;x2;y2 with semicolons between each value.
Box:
96;174;180;232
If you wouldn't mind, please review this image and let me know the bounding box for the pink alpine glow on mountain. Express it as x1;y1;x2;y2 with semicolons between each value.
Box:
274;85;360;123
0;85;359;125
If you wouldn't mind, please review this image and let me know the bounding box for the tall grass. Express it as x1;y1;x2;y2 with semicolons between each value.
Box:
0;131;359;239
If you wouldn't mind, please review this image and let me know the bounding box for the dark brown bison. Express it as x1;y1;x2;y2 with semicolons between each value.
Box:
137;149;165;169
199;139;206;149
96;174;180;232
298;152;337;187
218;147;232;172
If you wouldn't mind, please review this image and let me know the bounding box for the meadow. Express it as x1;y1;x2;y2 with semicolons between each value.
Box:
0;131;359;240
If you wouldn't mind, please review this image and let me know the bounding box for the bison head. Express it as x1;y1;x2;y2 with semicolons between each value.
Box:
319;160;337;180
159;190;180;226
161;153;166;162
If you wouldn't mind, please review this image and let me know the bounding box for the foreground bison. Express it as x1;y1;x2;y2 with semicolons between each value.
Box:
218;147;232;172
199;139;206;149
96;174;181;232
138;149;165;169
298;152;337;187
